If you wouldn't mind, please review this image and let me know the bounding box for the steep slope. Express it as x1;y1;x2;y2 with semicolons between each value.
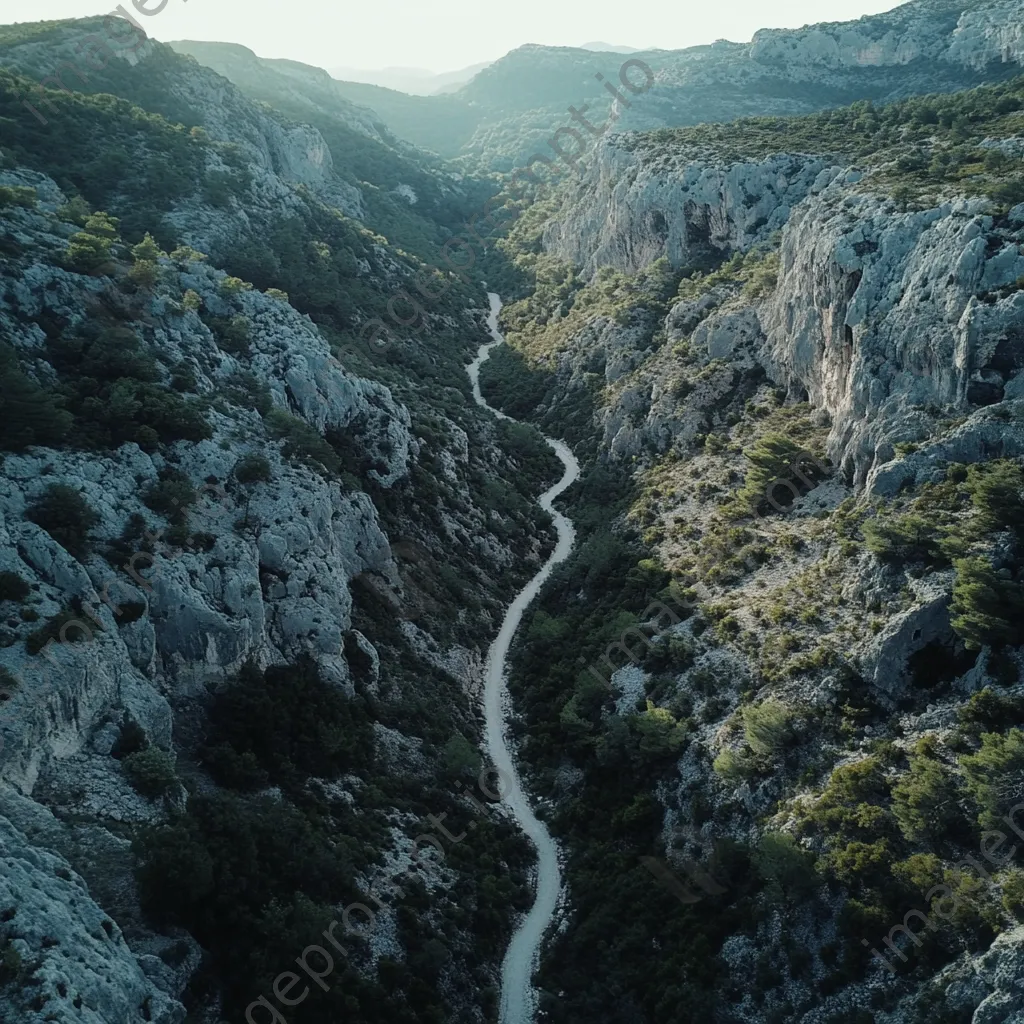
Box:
0;20;565;1024
480;72;1024;1023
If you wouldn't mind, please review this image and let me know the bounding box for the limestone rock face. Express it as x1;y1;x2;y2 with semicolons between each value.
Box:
543;139;838;275
749;0;1024;71
542;128;1024;487
0;174;418;1021
0;804;186;1024
759;190;1024;485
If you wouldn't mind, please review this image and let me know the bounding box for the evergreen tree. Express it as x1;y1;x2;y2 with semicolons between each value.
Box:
950;556;1024;650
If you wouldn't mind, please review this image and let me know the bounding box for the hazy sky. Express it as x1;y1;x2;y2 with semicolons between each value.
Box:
5;0;906;72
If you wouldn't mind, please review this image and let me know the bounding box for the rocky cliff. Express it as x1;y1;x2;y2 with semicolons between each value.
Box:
484;67;1024;1024
0;26;557;1024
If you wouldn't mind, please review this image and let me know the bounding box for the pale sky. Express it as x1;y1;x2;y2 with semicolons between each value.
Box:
2;0;906;73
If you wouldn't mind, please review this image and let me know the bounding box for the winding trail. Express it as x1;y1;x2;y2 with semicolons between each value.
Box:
466;293;580;1024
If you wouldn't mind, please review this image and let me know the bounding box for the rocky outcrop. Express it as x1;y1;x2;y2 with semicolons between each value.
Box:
543;140;841;275
750;0;1024;73
0;797;186;1024
760;189;1024;485
0;165;540;1022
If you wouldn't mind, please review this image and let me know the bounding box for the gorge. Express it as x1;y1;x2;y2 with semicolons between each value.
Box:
2;2;1024;1023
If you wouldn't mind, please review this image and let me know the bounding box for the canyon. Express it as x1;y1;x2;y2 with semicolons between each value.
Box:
1;1;1024;1023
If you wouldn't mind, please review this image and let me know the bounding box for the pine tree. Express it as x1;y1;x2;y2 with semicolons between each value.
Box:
950;556;1024;650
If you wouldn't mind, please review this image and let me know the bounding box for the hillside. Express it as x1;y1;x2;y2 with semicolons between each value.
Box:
479;68;1024;1023
0;18;561;1024
175;0;1024;171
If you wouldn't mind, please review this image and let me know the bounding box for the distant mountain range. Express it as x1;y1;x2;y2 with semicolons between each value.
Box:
175;0;1024;168
326;61;492;96
578;41;643;53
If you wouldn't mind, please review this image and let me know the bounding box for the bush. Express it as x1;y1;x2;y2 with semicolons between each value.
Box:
753;832;818;900
890;740;965;843
1001;867;1024;920
235;454;272;485
0;940;22;983
207;315;251;356
863;514;945;565
713;746;754;783
743;698;795;758
629;701;689;761
26;485;100;560
0;571;30;602
204;657;375;789
735;434;822;515
131;232;164;263
26;607;99;655
265;408;340;475
45;326;211;449
122;747;178;798
181;289;202;312
127;260;158;288
64;213;120;273
442;734;482;778
964;461;1024;537
218;276;252;297
144;471;197;525
0;185;37;209
0;667;19;695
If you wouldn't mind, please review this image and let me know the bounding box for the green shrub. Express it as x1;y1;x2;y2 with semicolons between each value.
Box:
713;746;754;783
753;832;818;900
265;288;289;303
218;276;252;297
441;734;482;778
863;514;945;565
743;698;795;758
205;315;251;356
963;461;1024;537
181;289;202;312
798;757;892;842
0;667;19;695
204;658;375;789
959;686;1024;733
0;940;22;983
735;434;822;515
64;212;120;273
45;326;210;449
0;571;30;603
131;232;164;263
235;454;272;485
26;485;100;560
890;739;965;842
144;471;197;525
127;260;158;288
629;701;689;761
819;838;892;885
265;408;340;475
0;185;37;209
1001;867;1024;920
26;607;99;655
122;747;178;798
